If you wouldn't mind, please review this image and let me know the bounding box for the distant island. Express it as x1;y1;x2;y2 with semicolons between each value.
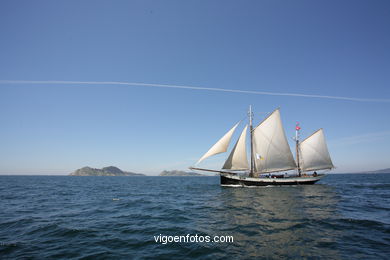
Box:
364;168;390;174
159;170;205;176
336;168;390;174
70;166;144;176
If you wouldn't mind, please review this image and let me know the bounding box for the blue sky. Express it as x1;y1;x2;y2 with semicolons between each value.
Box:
0;0;389;175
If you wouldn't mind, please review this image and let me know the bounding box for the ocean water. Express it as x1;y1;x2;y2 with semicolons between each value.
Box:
0;174;389;259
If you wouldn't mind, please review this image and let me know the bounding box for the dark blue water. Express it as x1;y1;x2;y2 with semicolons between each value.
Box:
0;174;389;259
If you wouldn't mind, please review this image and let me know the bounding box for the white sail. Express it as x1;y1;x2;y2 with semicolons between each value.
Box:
253;109;297;173
222;125;249;170
196;122;240;165
299;129;334;172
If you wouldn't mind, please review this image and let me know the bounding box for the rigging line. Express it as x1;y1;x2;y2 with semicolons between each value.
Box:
1;80;390;103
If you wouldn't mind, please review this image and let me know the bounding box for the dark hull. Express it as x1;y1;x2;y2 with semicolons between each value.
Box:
220;175;320;186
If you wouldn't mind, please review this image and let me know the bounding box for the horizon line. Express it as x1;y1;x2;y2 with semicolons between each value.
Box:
1;80;390;103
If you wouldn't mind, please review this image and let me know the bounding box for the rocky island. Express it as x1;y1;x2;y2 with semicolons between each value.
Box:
70;166;144;176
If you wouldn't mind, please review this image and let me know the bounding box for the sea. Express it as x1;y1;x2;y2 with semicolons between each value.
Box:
0;174;389;259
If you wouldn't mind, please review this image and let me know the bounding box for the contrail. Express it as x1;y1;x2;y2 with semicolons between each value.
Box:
0;80;389;103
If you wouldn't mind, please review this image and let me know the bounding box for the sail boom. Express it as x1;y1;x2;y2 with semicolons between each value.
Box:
256;166;297;174
302;166;333;172
189;167;239;174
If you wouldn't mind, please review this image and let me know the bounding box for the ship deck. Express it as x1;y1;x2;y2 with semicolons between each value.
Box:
220;173;325;186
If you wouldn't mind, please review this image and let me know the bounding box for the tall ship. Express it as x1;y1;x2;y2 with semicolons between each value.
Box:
190;106;334;186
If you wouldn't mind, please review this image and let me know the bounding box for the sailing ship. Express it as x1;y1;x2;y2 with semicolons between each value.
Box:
190;107;334;186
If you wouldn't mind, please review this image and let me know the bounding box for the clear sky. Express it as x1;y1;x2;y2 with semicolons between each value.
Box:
0;0;389;175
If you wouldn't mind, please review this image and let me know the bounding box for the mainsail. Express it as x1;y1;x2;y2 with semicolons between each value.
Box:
222;125;249;170
196;122;240;165
252;109;297;173
299;129;334;172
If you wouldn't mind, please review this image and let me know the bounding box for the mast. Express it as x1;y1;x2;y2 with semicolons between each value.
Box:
295;123;301;177
249;105;254;177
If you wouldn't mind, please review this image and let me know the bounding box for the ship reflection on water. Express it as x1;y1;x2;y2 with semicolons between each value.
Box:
200;184;341;259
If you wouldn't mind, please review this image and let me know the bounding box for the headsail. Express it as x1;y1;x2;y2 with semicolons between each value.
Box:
195;122;240;165
222;125;249;170
252;109;297;173
299;129;334;172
